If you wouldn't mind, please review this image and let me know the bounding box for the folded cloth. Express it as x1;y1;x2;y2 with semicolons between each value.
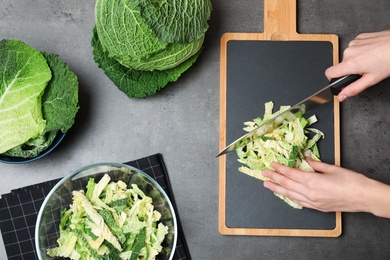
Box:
0;153;191;260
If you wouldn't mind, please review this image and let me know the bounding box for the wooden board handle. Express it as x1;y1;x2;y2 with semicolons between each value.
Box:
264;0;298;40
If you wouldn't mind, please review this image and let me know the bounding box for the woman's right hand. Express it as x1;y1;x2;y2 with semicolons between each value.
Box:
325;30;390;102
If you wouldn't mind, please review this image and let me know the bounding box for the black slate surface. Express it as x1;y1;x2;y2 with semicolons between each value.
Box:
225;40;336;229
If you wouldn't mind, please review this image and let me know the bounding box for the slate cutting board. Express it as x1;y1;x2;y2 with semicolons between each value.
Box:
218;0;341;237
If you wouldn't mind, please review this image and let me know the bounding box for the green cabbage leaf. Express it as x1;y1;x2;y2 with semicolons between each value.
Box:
0;40;51;154
92;28;201;98
95;0;167;65
139;0;213;43
41;53;79;133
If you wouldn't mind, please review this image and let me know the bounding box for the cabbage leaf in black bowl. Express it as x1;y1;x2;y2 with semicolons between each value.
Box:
0;39;79;163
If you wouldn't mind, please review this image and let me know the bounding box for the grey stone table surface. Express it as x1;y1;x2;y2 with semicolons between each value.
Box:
1;0;389;259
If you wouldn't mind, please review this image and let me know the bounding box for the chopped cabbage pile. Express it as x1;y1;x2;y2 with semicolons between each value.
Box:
47;174;168;259
236;101;325;209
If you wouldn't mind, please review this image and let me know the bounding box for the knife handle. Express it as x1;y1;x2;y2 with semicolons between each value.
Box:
330;74;362;95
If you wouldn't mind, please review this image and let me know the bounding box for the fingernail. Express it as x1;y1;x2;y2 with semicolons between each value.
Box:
338;94;348;102
262;171;268;177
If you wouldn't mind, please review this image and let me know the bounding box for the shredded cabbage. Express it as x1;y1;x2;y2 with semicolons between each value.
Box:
236;101;325;209
47;174;168;259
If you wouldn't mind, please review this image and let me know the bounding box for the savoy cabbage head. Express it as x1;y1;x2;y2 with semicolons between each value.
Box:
92;0;212;98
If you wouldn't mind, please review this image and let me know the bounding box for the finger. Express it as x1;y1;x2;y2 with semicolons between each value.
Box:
349;37;382;48
306;158;345;176
270;162;308;183
354;32;374;40
263;181;308;204
325;45;367;80
289;199;324;212
337;74;377;101
305;158;333;173
348;32;383;46
262;168;305;193
262;169;286;185
354;31;389;40
324;62;355;80
264;181;330;212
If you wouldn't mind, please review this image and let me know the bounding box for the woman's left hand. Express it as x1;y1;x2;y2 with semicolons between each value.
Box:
262;159;386;215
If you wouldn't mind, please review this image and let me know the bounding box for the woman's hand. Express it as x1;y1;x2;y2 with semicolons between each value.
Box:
262;159;390;218
325;30;390;102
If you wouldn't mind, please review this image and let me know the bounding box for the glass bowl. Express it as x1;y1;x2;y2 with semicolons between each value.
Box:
35;163;177;259
0;132;66;164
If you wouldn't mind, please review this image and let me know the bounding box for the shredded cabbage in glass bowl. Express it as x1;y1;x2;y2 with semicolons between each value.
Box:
35;163;177;260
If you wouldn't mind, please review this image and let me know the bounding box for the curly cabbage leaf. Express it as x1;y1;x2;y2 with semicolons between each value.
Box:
0;40;51;154
117;36;204;71
95;0;167;65
92;28;201;98
236;101;325;209
41;53;79;133
139;0;213;43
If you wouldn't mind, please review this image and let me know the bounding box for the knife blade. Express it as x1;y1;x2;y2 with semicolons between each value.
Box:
216;74;361;157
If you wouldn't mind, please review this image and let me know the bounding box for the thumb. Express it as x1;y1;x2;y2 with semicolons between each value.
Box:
337;74;375;102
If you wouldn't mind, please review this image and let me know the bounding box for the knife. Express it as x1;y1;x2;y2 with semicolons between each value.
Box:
216;74;362;157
